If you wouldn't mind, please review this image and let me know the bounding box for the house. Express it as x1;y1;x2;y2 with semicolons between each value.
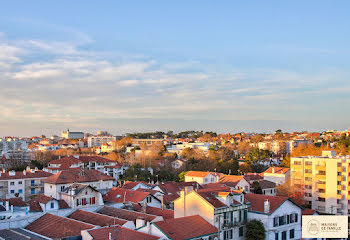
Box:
103;188;161;208
171;159;186;169
97;206;163;228
262;167;290;185
68;209;135;229
218;175;251;191
156;181;200;196
184;171;220;184
138;215;218;240
250;180;277;196
0;198;30;219
82;225;161;240
121;181;155;190
25;213;94;239
60;184;104;208
244;173;264;183
173;189;248;240
0;168;52;200
43;169;115;199
244;193;302;240
27;194;69;212
44;155;126;180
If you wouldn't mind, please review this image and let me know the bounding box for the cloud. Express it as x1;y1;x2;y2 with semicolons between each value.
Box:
0;31;349;136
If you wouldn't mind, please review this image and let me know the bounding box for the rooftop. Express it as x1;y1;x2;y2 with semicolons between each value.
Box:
68;209;127;227
97;206;158;223
86;226;160;240
42;169;114;184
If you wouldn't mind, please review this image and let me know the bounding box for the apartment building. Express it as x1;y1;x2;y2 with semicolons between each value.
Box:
88;135;117;147
0;169;52;200
290;150;350;214
0;138;29;163
173;188;248;240
61;129;84;139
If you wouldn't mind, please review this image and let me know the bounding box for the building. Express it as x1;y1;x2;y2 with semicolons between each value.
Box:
0;138;29;163
184;171;220;184
27;194;69;212
291;150;350;214
44;155;126;181
61;129;84;139
262;167;290;185
0;168;52;200
88;135;117;147
218;175;251;191
244;193;302;240
43;169;115;199
25;213;94;239
173;189;248;240
60;183;104;208
250;180;277;196
103;188;161;208
0;198;30;219
138;215;218;240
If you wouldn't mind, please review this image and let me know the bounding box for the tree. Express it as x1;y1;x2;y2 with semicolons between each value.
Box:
280;154;291;167
239;163;252;174
245;148;271;166
245;219;266;240
252;181;263;194
276;179;305;206
178;171;188;182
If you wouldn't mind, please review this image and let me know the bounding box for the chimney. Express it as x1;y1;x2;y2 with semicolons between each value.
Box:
26;166;30;171
264;199;270;213
109;232;112;240
23;170;26;175
9;171;15;176
272;168;275;174
161;195;164;210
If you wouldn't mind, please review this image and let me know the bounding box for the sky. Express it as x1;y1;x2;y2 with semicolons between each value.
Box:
0;1;350;137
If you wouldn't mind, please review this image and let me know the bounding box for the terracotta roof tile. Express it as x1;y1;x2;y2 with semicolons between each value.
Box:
86;226;160;240
58;199;70;209
195;191;227;208
68;209;127;226
263;167;290;175
132;205;174;220
154;215;218;240
0;170;52;180
244;193;289;214
97;206;158;224
103;188;150;203
185;171;221;178
122;181;154;189
0;198;28;207
42;169;114;184
25;213;94;239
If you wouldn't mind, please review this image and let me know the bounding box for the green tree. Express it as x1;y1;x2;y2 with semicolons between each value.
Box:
245;219;266;240
252;181;263;194
178;171;188;182
245;148;271;166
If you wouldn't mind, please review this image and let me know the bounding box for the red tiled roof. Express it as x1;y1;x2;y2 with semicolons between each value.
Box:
58;199;70;209
244;173;264;182
97;206;158;223
132;205;174;220
195;191;227;208
263;167;290;175
154;215;218;240
162;194;179;205
122;181;154;189
25;213;94;239
136;188;161;196
48;156;81;169
157;181;199;195
30;194;54;204
200;183;232;192
185;171;220;178
42;169;114;184
0;170;52;180
302;209;318;215
244;193;290;214
68;209;127;226
0;198;28;207
86;226;160;240
104;188;150;203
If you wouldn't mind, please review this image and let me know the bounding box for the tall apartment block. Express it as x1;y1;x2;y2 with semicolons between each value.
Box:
291;150;350;214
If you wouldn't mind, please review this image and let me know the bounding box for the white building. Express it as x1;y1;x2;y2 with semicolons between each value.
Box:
245;193;302;240
60;184;104;208
43;169;115;199
262;167;290;185
0;168;52;201
88;136;117;148
184;171;219;184
0;138;29;163
61;129;84;139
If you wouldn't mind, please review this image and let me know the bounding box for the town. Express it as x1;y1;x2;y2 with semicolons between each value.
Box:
0;128;349;239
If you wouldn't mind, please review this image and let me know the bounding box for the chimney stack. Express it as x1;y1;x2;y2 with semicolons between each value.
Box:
264;199;270;213
272;168;275;174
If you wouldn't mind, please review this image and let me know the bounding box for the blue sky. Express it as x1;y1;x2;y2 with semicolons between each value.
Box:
0;1;349;136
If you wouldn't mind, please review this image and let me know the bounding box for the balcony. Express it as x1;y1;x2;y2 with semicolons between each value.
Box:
315;165;326;171
222;220;246;229
30;183;44;188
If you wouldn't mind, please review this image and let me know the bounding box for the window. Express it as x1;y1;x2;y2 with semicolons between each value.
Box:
273;217;279;227
319;188;325;193
50;202;54;209
10;190;14;194
223;229;232;240
18;189;22;193
239;210;242;222
10;182;14;186
305;177;312;181
294;213;298;222
282;231;287;240
31;180;35;186
337;181;342;185
239;227;244;237
337;172;341;176
61;186;65;191
146;196;152;203
31;188;35;195
337;190;341;195
279;216;285;225
18;181;22;185
275;232;279;240
338;163;342;167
